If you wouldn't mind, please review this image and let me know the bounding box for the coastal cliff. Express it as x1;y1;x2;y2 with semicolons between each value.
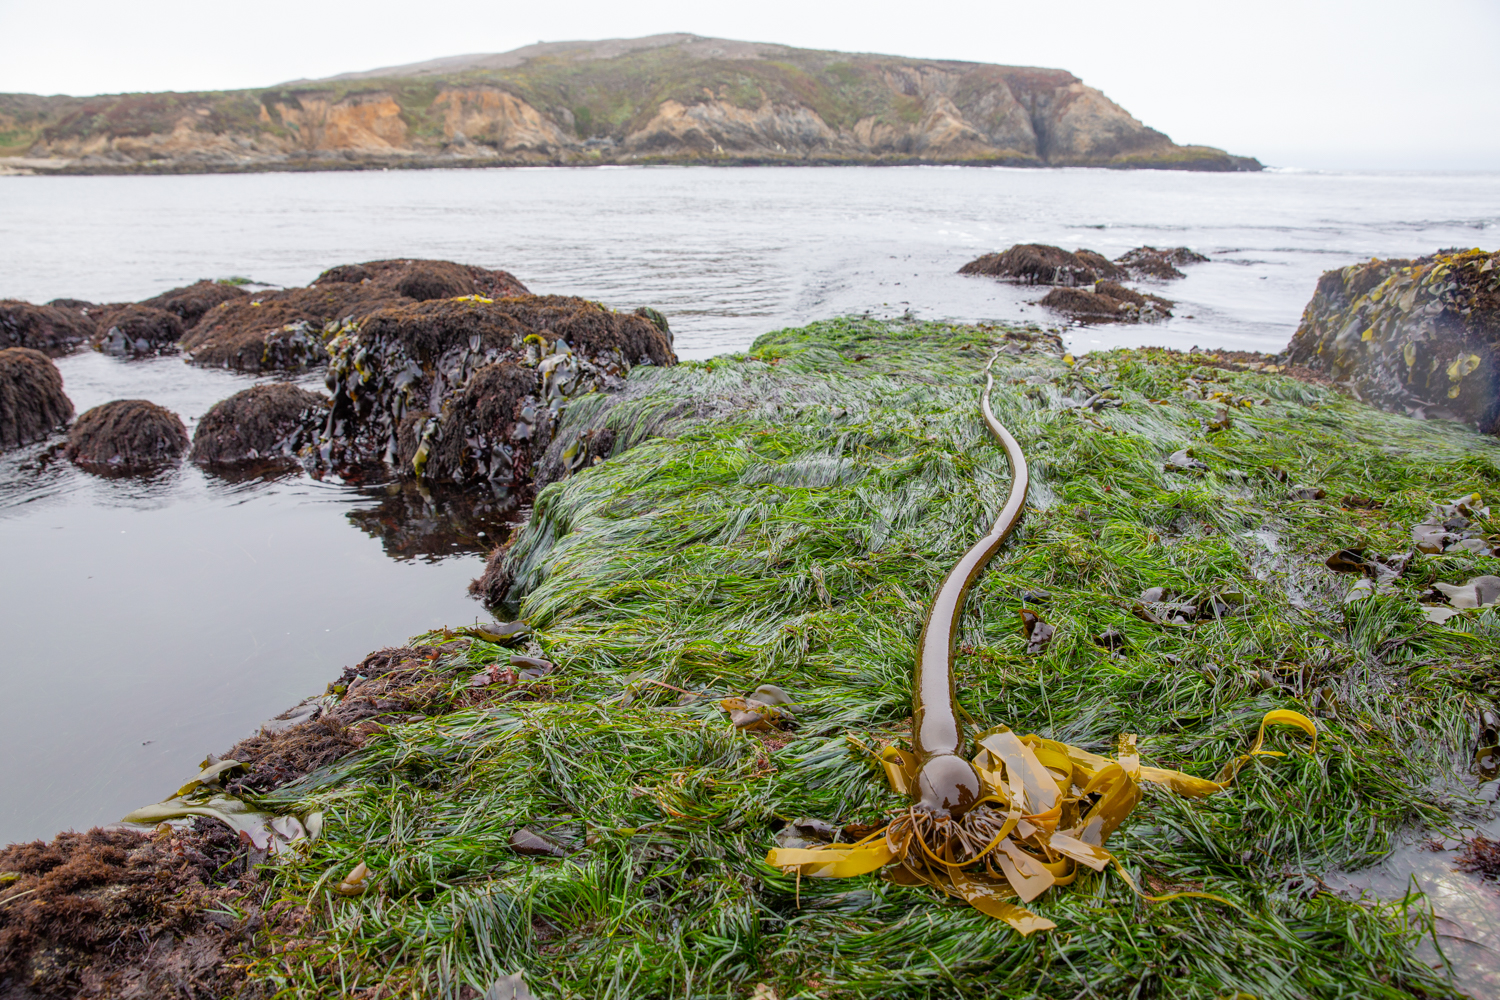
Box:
0;34;1259;174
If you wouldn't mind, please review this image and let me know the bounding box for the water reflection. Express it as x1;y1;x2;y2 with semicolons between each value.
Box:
1325;760;1500;999
345;480;515;562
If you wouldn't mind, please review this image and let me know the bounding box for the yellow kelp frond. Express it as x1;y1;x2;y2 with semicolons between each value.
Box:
766;709;1316;933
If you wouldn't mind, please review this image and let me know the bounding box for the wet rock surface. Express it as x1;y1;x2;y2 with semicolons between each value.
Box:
1040;280;1174;324
65;399;189;471
0;300;96;357
189;382;329;466
1285;248;1500;432
0;347;73;451
138;279;250;328
89;303;186;356
317;295;674;492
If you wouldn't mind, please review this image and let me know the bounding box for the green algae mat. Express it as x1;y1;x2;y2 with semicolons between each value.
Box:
244;318;1500;999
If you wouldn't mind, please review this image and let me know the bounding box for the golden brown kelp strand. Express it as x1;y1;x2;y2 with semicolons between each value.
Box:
910;350;1030;817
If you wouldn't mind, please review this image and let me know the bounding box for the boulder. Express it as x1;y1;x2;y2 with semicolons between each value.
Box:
181;283;410;372
959;244;1123;286
190;383;330;466
318;295;675;492
1285;249;1500;432
89;304;186;356
65;399;188;471
179;260;532;373
139;280;250;328
314;259;529;301
1039;281;1173;324
0;347;74;450
1115;246;1209;281
0;300;96;356
46;297;98;312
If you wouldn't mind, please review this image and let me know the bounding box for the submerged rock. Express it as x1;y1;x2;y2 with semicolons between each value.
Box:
317;295;674;491
1040;281;1173;324
66;399;188;471
179;259;532;373
1285;249;1500;431
0;300;96;356
0;347;74;450
1115;246;1208;281
190;383;329;466
89;304;185;356
139;279;250;328
959;244;1123;286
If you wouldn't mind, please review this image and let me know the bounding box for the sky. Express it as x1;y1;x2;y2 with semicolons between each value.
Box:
1;0;1497;170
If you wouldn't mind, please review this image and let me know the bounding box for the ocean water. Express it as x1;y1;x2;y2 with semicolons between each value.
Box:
0;165;1497;845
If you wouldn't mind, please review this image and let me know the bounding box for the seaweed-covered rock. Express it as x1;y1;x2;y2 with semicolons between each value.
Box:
1040;280;1174;324
181;283;409;372
1285;249;1500;431
318;295;675;491
0;300;96;356
314;258;529;301
0;347;74;450
1115;246;1209;281
190;383;329;466
46;297;97;312
66;399;188;470
959;244;1123;286
89;304;186;356
139;279;250;327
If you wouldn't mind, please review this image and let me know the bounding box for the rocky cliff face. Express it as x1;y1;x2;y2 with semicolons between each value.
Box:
0;34;1259;174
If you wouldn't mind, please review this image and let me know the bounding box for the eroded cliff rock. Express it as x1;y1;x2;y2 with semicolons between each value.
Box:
1285;249;1500;432
0;35;1259;173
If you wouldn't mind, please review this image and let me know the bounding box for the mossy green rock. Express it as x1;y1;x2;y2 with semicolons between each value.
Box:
1286;248;1500;431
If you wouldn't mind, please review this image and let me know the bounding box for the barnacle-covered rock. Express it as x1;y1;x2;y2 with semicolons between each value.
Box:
317;295;675;491
0;300;96;356
190;382;330;466
89;304;185;356
0;347;74;450
1285;249;1500;431
66;399;188;471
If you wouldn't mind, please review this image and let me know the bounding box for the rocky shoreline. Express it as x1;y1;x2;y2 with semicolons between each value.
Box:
3;250;1500;997
0;34;1260;177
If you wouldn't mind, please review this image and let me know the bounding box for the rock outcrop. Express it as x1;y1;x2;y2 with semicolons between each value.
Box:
0;347;73;450
139;280;250;327
1285;249;1500;432
90;304;185;356
190;383;329;466
0;300;95;356
1039;282;1174;324
317;295;674;492
960;245;1124;286
1115;246;1209;281
0;35;1260;174
66;399;189;471
181;259;529;372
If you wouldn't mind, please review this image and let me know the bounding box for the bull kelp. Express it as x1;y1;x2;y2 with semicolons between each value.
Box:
144;320;1500;995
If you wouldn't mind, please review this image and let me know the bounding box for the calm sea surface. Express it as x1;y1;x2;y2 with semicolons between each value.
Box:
0;166;1497;843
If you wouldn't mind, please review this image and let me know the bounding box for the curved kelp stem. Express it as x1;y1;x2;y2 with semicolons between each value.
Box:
764;346;1320;935
910;350;1029;817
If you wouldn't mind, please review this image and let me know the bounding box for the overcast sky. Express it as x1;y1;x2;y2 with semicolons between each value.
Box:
1;0;1496;170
